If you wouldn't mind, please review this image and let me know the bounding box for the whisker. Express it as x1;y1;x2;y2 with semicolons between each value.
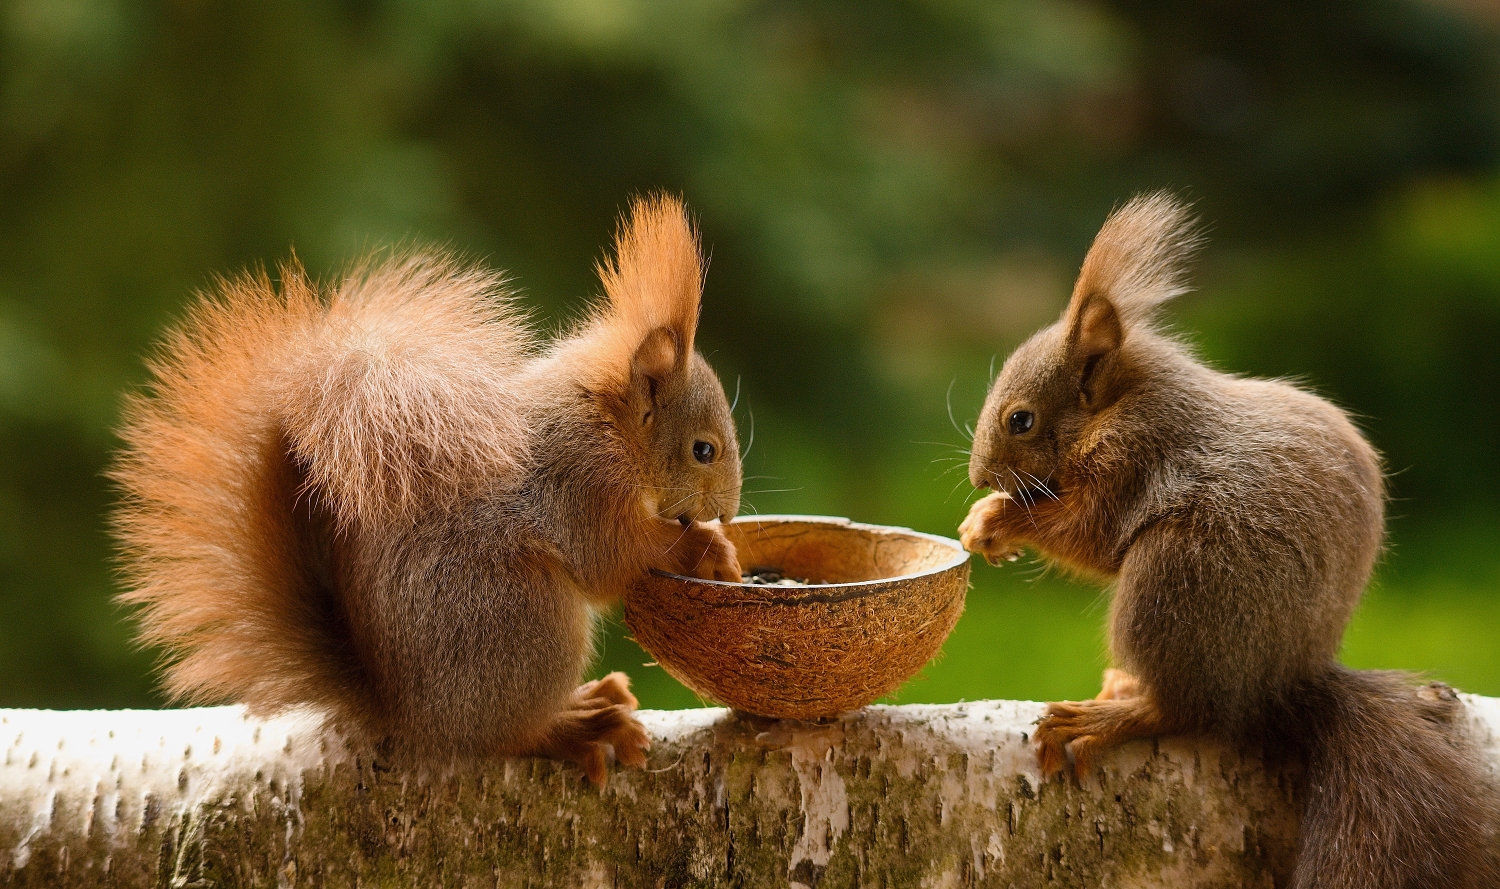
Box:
913;440;976;457
945;379;973;443
984;467;1016;510
730;375;742;414
664;517;694;553
1007;468;1040;531
946;474;974;503
1030;470;1076;516
689;534;716;572
935;462;970;480
740;409;756;462
1020;559;1052;583
1017;469;1057;500
928;454;969;464
1009;471;1032;510
656;491;698;518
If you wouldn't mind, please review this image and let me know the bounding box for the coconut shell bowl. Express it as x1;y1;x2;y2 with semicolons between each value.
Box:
623;515;971;719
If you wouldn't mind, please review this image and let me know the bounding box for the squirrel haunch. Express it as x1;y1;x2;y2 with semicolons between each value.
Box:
112;195;743;782
961;193;1498;888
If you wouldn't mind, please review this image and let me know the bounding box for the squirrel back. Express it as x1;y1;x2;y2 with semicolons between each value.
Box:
962;193;1499;887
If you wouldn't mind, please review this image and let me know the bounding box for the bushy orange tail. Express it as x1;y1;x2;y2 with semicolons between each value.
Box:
112;253;532;717
1284;666;1499;889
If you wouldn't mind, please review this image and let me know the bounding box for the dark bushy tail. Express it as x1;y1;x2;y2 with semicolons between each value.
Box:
1287;665;1499;889
112;253;531;721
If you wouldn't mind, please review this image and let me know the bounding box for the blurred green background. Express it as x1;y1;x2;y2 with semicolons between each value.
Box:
2;0;1498;712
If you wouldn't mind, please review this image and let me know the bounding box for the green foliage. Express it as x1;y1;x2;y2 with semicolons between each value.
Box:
1;0;1497;708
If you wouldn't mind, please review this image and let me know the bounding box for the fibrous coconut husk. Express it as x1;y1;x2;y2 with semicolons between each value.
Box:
624;516;970;719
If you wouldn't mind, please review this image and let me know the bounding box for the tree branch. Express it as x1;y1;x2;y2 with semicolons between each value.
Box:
2;697;1497;886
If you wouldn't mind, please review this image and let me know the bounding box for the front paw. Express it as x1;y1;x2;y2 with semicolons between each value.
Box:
664;521;742;582
959;492;1024;566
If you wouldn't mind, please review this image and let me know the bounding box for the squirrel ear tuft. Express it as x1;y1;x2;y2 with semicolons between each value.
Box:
594;193;703;374
1067;191;1202;330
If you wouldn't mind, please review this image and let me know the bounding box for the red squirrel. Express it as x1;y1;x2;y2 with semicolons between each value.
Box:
960;193;1498;888
112;194;743;783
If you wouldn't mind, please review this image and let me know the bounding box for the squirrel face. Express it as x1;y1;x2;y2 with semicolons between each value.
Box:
637;349;741;525
577;194;743;528
969;193;1199;505
969;322;1104;503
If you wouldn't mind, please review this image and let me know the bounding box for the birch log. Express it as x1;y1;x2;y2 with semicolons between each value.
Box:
2;697;1498;888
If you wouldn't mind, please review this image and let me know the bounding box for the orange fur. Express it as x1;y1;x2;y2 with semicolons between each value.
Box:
573;193;704;394
113;266;354;713
281;254;533;528
113;196;742;783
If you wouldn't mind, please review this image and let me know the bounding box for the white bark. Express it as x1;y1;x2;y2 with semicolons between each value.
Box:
2;697;1497;887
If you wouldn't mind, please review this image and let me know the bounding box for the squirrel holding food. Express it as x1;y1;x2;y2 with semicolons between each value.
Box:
960;193;1498;888
112;194;742;784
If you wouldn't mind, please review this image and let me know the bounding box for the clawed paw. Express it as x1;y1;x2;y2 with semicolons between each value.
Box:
959;493;1024;566
537;673;652;786
1033;701;1097;782
586;708;651;778
1032;695;1167;783
666;521;742;582
565;703;652;786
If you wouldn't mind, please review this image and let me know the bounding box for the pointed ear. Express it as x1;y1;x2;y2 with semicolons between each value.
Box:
596;193;703;373
1067;291;1122;405
1071;291;1122;358
579;194;708;419
631;326;680;416
1071;192;1201;328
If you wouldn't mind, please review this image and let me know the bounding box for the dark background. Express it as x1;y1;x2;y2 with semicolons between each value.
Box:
2;0;1497;711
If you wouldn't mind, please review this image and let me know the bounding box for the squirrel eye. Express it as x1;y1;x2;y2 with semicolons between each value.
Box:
692;440;716;464
1008;410;1035;435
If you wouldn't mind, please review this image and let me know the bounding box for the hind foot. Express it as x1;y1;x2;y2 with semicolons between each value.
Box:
533;673;650;786
1095;668;1140;701
576;671;640;710
1034;694;1172;782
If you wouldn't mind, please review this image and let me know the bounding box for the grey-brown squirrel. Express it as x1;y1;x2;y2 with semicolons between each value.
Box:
112;194;743;784
959;193;1498;888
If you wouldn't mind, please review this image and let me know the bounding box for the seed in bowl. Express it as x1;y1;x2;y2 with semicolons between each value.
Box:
742;567;811;586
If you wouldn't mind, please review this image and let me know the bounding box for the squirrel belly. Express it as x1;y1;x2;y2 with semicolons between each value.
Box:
962;193;1499;887
113;195;743;780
